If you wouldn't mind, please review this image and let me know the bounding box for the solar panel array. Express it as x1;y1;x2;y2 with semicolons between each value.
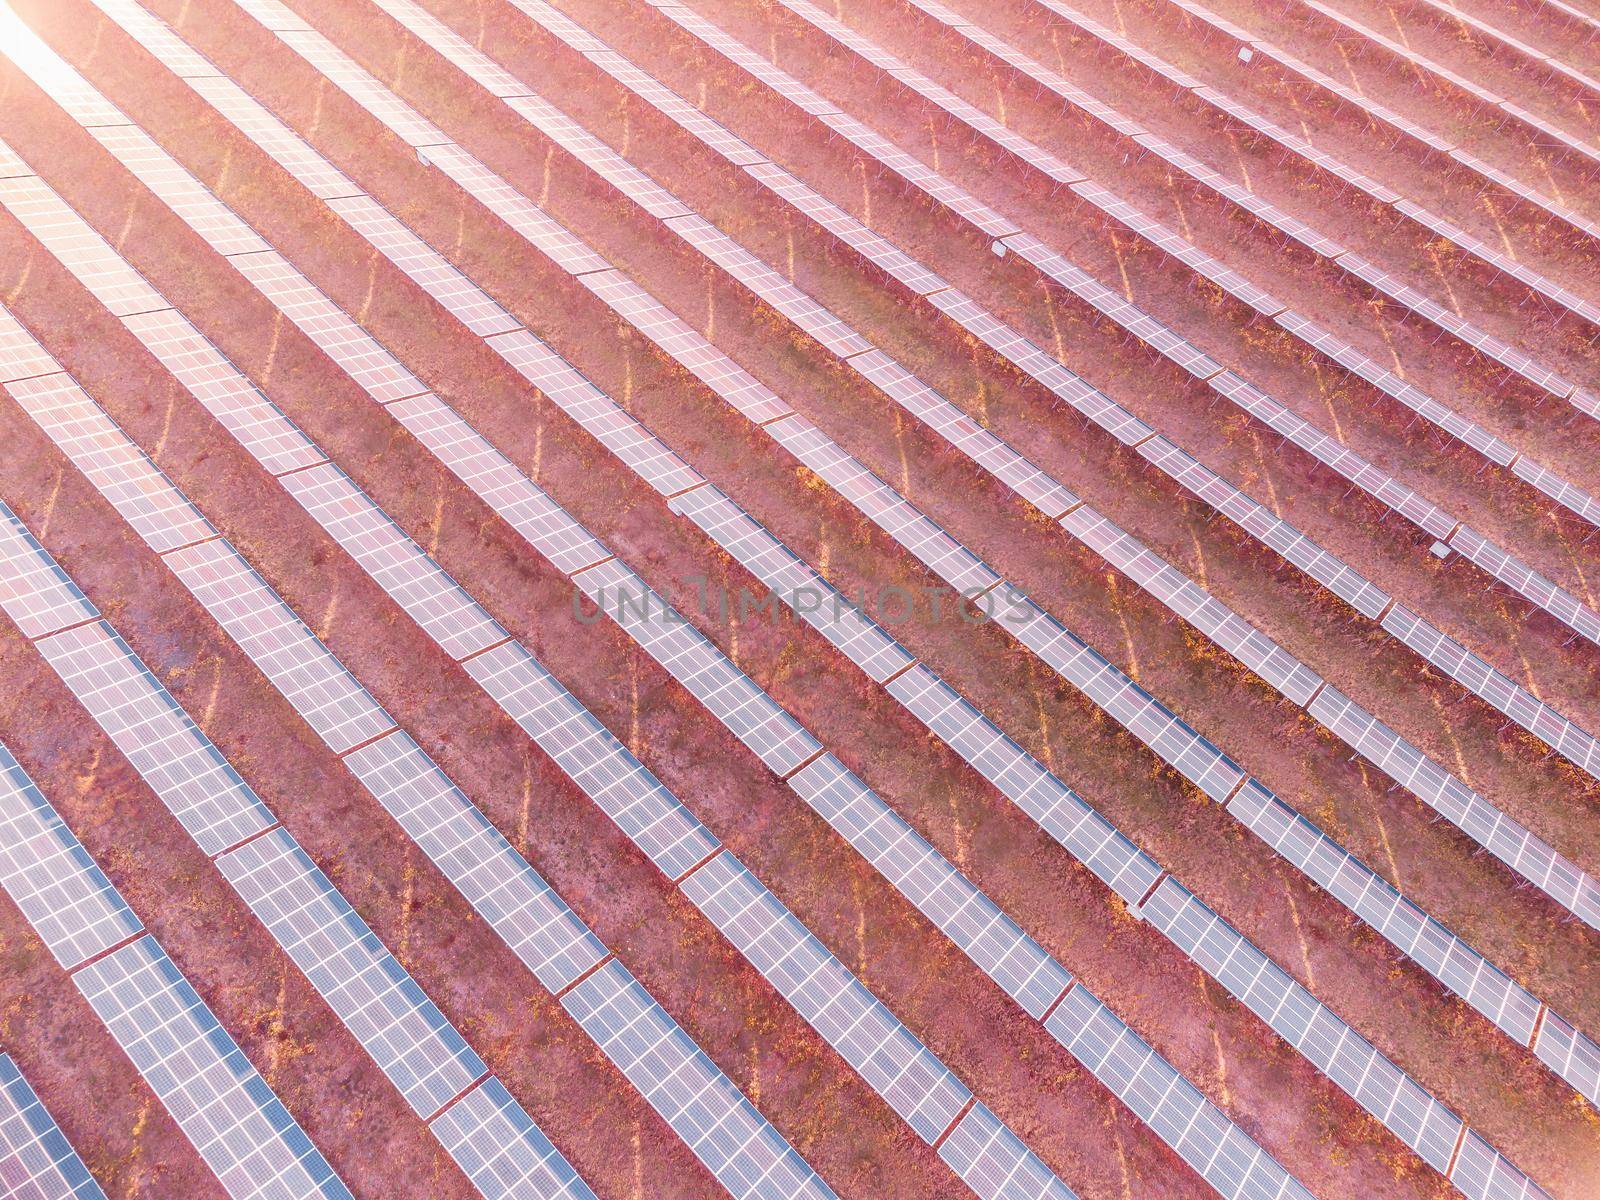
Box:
0;154;832;1200
352;0;1600;1124
0;336;596;1198
501;0;1600;934
0;1051;105;1200
92;4;1592;1196
6;12;1311;1200
0;0;1590;1197
1158;0;1600;250
52;16;1324;1200
0;657;348;1200
111;8;1578;1199
732;0;1600;646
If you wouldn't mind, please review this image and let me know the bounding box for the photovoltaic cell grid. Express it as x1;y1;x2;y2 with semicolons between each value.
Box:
9;4;1587;1196
55;18;1318;1195
0;501;98;640
0;741;141;970
0;132;831;1196
0;446;595;1198
561;961;834;1200
0;1052;105;1200
4;60;1034;1189
607;0;1600;945
73;937;356;1200
0;651;349;1200
679;851;974;1144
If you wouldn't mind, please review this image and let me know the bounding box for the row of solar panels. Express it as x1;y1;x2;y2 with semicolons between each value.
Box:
0;69;1084;1200
257;0;1600;1138
764;0;1600;618
147;9;1574;1200
791;0;1600;468
0;1049;106;1200
1159;0;1600;247
476;0;1600;978
0;195;851;1200
0;18;1318;1198
1298;0;1600;172
610;0;1600;924
1019;0;1600;333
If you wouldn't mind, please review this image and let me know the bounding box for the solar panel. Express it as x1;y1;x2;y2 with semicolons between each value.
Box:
464;639;719;880
886;663;1163;904
84;0;220;79
368;0;535;101
573;558;822;776
1533;1012;1600;1108
74;936;355;1200
184;74;363;200
1447;526;1600;646
81;124;268;257
279;463;508;661
118;308;326;477
383;394;609;574
1225;781;1542;1042
844;349;1078;518
570;271;792;425
0;498;99;639
483;326;707;495
667;485;913;683
344;730;607;994
1309;684;1600;926
561;960;837;1199
428;1079;598;1200
662;215;873;356
163;538;396;754
763;414;1001;595
324;195;521;335
1139;879;1467;1173
753;0;1600;546
789;753;1071;1019
679;851;973;1143
0;1052;105;1200
419;144;613;275
0;175;167;317
272;27;452;150
6;372;217;554
1383;604;1600;777
36;621;278;858
217;828;486;1119
0;740;142;970
1045;987;1312;1200
934;1102;1076;1200
1448;1129;1551;1200
230;251;430;403
0;306;63;384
